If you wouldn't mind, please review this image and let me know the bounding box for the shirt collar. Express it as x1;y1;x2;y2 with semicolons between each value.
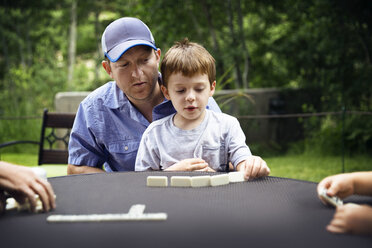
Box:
102;81;129;109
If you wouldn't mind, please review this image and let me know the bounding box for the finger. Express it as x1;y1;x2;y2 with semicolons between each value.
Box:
38;178;56;209
258;161;270;177
327;224;346;234
30;181;50;212
317;178;332;195
244;158;254;179
190;162;208;171
250;158;262;179
189;158;206;164
22;187;38;213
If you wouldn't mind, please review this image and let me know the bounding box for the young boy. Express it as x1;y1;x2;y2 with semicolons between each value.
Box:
135;39;270;180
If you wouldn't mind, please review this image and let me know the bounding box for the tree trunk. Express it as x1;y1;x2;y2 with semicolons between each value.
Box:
236;0;250;88
227;0;242;89
94;9;101;88
201;0;226;86
67;0;77;90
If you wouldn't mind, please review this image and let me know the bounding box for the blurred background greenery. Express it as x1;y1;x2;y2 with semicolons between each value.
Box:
0;0;371;180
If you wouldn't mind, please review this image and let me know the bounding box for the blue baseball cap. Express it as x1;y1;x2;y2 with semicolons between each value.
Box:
101;17;157;62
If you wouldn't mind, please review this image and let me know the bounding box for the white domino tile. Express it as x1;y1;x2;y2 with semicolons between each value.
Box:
147;176;168;187
170;176;192;187
210;174;229;187
228;171;246;183
191;175;211;187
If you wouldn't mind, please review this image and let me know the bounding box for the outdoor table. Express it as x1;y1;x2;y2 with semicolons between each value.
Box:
1;171;372;248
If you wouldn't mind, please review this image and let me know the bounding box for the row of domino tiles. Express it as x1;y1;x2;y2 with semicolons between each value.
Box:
147;172;246;187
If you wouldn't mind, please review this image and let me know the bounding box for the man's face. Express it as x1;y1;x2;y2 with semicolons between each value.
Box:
104;46;160;103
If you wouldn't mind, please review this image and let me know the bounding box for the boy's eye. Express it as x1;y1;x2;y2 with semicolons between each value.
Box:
176;89;185;93
195;88;205;92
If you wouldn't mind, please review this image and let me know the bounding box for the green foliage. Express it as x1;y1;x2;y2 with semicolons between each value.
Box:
287;113;372;156
0;0;371;156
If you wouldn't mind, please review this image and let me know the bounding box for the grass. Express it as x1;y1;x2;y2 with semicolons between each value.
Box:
0;153;68;178
1;152;371;182
265;154;372;182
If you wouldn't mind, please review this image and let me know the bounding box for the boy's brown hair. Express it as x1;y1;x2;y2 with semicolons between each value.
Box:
160;38;216;87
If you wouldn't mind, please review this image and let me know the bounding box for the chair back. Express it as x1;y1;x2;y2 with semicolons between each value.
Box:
38;109;76;165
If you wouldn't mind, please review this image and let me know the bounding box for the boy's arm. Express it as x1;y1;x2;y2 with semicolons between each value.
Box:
135;133;161;171
164;158;210;171
227;117;270;179
236;157;270;180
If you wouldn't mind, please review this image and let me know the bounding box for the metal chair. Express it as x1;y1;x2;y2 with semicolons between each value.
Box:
0;109;76;165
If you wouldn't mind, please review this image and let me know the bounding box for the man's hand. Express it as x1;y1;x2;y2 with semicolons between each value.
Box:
236;156;270;180
67;164;105;175
327;203;372;235
164;158;211;171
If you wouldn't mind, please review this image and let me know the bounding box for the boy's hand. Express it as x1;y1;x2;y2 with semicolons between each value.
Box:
327;203;372;235
236;156;270;180
164;158;209;171
317;174;355;203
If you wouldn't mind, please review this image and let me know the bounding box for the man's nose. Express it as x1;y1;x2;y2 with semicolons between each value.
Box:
131;65;143;78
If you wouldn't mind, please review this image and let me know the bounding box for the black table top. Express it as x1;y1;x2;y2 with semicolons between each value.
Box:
1;172;372;248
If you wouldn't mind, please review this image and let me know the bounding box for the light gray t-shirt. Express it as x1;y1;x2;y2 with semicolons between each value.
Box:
135;110;252;171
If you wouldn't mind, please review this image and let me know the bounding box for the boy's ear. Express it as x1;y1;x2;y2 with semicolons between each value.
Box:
161;85;171;100
209;81;216;97
102;60;113;79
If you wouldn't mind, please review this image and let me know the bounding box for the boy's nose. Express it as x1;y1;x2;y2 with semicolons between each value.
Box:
186;92;195;101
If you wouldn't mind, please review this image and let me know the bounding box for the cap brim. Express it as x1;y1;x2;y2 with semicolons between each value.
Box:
105;40;157;62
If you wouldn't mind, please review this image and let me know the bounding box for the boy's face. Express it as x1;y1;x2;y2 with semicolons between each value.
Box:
102;46;161;104
161;72;215;128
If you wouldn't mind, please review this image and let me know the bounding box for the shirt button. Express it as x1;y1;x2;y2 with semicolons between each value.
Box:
124;146;129;151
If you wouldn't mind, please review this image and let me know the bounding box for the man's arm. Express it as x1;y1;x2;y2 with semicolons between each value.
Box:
67;164;105;175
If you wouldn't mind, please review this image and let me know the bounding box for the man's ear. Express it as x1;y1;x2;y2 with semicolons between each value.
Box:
155;49;161;61
102;60;114;79
209;81;216;97
161;85;171;100
155;49;161;67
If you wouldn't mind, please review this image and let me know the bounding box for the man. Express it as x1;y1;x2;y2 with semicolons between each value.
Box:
67;17;221;174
